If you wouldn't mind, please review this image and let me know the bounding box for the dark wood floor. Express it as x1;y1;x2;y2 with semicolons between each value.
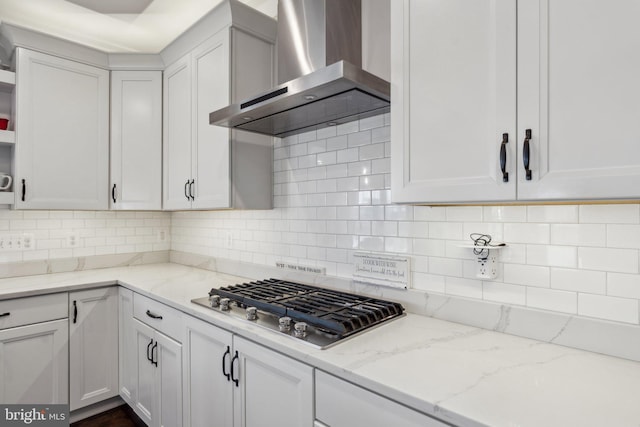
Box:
71;405;145;427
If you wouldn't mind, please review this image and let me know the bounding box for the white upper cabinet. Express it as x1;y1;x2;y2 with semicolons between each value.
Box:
516;0;640;201
162;6;276;211
391;0;517;204
110;70;162;210
163;55;192;211
14;48;109;209
392;0;640;203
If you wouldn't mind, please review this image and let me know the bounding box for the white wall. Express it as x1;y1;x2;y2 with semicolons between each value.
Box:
172;113;640;327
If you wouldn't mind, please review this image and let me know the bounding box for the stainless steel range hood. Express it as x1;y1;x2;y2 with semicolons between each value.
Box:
209;0;390;138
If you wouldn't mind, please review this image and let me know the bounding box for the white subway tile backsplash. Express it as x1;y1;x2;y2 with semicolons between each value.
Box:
504;264;550;288
483;206;527;223
527;205;578;223
578;247;639;273
607;273;640;299
445;277;482;299
429;257;463;277
579;204;640;224
385;205;413;221
607;225;640;249
446;206;483;222
347;130;372;147
527;287;577;314
483;282;526;305
6;116;621;328
578;293;639;324
504;223;550;244
551;268;606;294
527;245;577;268
359;143;385;161
550;224;606;247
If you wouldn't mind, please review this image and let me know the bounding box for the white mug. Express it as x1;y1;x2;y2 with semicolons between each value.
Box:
0;173;12;191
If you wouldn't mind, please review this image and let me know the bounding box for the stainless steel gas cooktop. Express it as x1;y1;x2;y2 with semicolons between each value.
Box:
191;278;405;349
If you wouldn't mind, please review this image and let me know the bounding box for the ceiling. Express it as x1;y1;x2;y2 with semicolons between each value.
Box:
0;0;277;53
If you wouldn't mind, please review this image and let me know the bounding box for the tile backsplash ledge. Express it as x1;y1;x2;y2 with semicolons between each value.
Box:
172;114;640;327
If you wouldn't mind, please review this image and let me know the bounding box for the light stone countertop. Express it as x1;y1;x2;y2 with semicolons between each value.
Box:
1;263;639;427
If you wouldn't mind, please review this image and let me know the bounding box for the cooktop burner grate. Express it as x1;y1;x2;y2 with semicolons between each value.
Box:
212;278;404;337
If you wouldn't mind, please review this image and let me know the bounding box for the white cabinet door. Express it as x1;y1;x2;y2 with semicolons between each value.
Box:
119;287;136;408
132;316;182;427
391;0;517;204
155;331;182;427
517;0;640;201
0;319;68;404
133;318;156;426
15;48;109;210
163;55;193;210
183;316;233;427
111;70;162;210
191;31;232;209
69;287;119;411
233;336;313;427
315;371;447;427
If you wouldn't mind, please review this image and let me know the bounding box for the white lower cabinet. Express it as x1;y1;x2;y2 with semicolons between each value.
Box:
315;371;446;427
120;292;183;427
69;287;119;411
0;294;69;404
183;316;313;427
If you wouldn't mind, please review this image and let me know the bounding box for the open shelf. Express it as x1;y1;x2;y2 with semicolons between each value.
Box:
0;191;14;205
0;69;15;92
0;130;15;145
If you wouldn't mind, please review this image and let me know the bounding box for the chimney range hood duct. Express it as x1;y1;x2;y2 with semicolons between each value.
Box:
209;0;390;138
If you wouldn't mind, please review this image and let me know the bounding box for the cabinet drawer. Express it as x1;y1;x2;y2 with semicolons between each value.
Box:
0;293;68;330
133;293;183;342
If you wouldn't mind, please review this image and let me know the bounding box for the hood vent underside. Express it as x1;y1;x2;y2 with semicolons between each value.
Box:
210;60;389;138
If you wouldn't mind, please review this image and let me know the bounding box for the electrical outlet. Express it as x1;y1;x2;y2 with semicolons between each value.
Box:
157;229;167;242
67;232;80;248
22;233;35;251
476;252;498;279
225;232;233;249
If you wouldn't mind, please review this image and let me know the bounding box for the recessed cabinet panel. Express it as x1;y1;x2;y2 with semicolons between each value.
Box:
163;56;192;210
69;287;118;411
233;336;313;427
111;71;162;210
15;48;109;210
391;0;517;203
517;0;640;200
0;319;68;404
191;33;231;209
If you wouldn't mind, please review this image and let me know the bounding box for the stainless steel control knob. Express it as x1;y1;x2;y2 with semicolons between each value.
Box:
279;316;292;332
219;298;231;311
246;307;258;321
294;322;308;339
209;295;221;307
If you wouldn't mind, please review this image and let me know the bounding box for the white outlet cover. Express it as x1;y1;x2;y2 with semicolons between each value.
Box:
476;253;498;279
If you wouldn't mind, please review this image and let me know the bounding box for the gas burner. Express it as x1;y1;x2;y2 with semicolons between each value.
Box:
192;278;405;349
